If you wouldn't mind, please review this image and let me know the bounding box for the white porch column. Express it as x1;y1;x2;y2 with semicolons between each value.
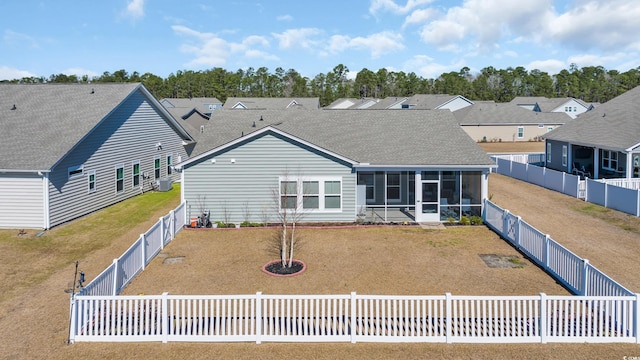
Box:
481;170;489;203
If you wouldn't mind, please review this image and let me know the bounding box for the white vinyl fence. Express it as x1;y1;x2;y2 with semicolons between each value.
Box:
69;292;640;344
493;157;640;217
77;202;186;296
483;200;633;297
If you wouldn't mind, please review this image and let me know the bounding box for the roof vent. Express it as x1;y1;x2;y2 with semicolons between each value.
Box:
252;121;256;128
602;113;606;117
259;115;263;121
10;104;16;110
200;125;204;133
90;88;95;94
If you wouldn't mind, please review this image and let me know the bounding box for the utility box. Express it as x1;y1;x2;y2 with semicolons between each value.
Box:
158;178;172;192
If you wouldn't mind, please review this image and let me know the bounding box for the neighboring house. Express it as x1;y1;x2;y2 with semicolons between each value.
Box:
0;83;194;229
325;94;473;111
510;96;597;119
160;97;222;131
544;86;640;179
175;110;495;224
221;97;320;110
453;101;570;143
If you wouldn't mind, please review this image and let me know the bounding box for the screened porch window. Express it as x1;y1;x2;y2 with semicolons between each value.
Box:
386;172;401;202
358;173;375;203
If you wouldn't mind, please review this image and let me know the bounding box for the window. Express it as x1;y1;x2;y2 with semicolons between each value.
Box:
538;124;544;128
115;164;124;193
386;172;401;201
517;127;524;139
68;165;84;179
358;173;375;203
280;181;298;209
562;145;568;167
302;181;319;209
132;161;140;188
87;170;96;193
154;157;161;179
547;143;551;163
166;154;172;176
602;150;618;170
547;127;553;132
280;177;342;212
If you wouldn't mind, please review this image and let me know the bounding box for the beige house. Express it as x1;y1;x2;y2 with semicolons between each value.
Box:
454;101;571;143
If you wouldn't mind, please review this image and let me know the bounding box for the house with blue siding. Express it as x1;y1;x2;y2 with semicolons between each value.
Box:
544;86;640;179
0;83;194;229
176;110;495;224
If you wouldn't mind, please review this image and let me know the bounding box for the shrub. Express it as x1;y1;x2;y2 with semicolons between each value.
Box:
459;216;470;225
445;217;456;226
470;215;483;225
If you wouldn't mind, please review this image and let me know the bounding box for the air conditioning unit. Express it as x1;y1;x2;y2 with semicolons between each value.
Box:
158;178;172;192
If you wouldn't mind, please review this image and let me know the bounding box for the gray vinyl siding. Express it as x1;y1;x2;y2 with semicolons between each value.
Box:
545;139;569;172
182;133;356;224
0;173;45;228
47;90;188;227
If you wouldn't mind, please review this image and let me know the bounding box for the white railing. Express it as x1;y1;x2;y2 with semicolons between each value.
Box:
77;202;186;297
490;153;545;165
483;200;633;297
599;178;640;191
69;292;640;344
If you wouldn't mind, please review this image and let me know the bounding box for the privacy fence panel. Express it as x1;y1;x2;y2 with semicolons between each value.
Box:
511;162;528;182
585;179;606;206
607;186;639;216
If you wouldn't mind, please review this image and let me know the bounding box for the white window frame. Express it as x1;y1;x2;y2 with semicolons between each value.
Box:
562;145;568;167
517;126;524;139
166;153;173;176
154;156;161;180
547;143;551;163
87;170;96;193
68;164;84;179
602;150;618;171
386;172;401;203
115;164;125;194
132;161;141;188
279;176;342;212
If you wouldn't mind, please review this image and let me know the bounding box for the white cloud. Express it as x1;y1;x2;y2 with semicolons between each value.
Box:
0;66;35;81
173;26;275;68
567;53;627;68
525;59;566;75
277;14;293;21
402;55;464;79
329;31;404;58
3;30;39;48
272;28;323;50
123;0;145;19
369;0;434;15
403;8;438;27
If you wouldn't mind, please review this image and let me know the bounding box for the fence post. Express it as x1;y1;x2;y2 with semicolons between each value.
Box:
540;293;547;344
68;295;77;344
502;209;510;238
159;216;165;250
350;292;357;343
256;292;262;344
544;235;550;271
170;209;176;241
515;216;522;249
637;190;640;217
140;234;146;270
604;183;608;208
581;259;589;296
112;258;119;296
635;293;640;344
445;292;452;344
162;292;169;343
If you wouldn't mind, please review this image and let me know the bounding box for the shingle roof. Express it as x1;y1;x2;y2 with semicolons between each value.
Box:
453;101;570;125
0;83;191;171
510;96;595;112
187;109;494;166
160;97;221;113
544;86;640;150
221;97;320;110
404;94;470;109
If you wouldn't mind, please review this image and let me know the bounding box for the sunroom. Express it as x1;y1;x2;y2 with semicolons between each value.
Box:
356;169;488;223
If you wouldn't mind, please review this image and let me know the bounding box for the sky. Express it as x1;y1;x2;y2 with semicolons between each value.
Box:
1;0;639;81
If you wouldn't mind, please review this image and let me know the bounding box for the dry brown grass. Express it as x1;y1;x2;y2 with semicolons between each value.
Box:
478;141;545;153
122;226;568;297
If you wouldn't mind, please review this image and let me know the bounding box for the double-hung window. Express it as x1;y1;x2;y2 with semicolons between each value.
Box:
166;154;172;176
132;161;140;188
87;170;96;193
154;157;161;179
280;177;342;212
517;126;524;139
602;150;618;170
115;164;124;193
547;143;552;163
562;145;568;167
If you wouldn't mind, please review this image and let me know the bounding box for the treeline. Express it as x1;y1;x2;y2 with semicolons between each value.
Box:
5;63;640;106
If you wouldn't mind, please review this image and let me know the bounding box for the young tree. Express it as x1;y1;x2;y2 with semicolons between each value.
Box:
271;172;308;268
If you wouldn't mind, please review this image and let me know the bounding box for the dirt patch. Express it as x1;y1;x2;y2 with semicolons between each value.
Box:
162;256;185;265
479;254;525;268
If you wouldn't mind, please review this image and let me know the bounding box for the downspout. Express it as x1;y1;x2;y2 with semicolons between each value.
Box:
42;172;50;229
